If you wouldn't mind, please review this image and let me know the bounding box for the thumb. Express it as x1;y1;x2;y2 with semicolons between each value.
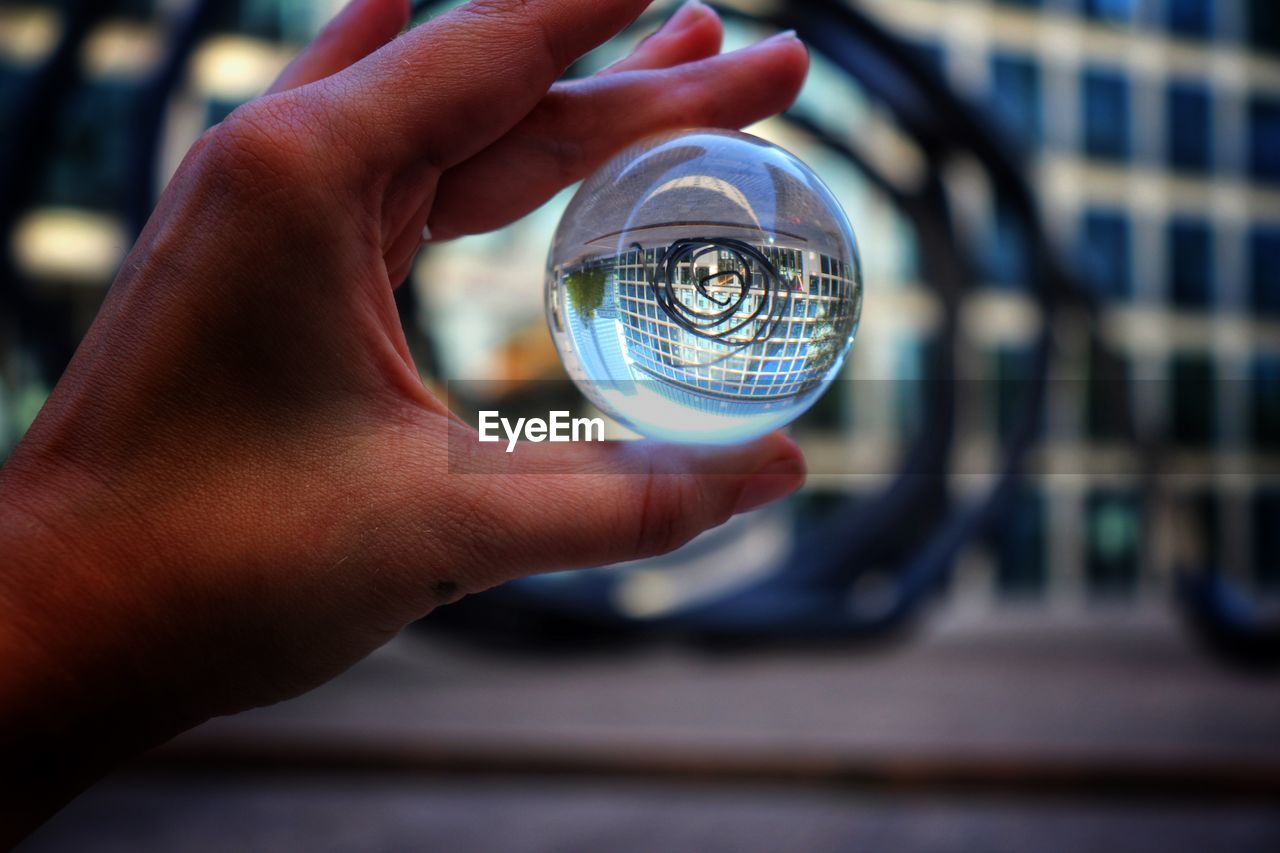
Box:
439;428;806;585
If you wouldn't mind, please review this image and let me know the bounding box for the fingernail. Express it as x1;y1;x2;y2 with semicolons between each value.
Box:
765;29;800;43
665;0;709;33
733;456;805;515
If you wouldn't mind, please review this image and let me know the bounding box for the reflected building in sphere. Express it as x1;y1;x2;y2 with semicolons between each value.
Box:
555;233;861;427
547;128;862;443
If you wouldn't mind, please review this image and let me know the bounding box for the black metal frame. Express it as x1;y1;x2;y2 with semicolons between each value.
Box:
416;0;1280;666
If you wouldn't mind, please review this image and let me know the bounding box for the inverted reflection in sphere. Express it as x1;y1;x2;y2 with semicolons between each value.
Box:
546;129;862;444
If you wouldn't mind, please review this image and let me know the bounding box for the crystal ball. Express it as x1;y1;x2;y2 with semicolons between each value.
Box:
546;129;862;444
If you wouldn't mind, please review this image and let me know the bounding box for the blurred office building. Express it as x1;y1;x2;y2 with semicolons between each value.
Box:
2;0;1279;621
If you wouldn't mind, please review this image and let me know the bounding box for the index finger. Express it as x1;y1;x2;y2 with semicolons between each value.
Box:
332;0;653;171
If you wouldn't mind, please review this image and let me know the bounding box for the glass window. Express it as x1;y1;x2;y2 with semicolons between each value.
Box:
1250;225;1280;316
1253;490;1280;591
1087;347;1131;441
1170;352;1216;447
213;0;287;39
985;198;1031;288
1085;490;1142;597
1251;355;1280;450
1080;208;1132;299
1247;0;1280;55
1249;96;1280;183
1166;81;1212;171
0;66;35;135
990;51;1042;148
993;345;1037;443
1082;67;1131;160
39;80;137;210
1082;0;1136;23
113;0;162;19
1167;0;1213;37
991;486;1047;598
1167;217;1214;307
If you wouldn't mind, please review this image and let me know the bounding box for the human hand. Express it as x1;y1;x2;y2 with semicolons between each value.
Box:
0;0;807;833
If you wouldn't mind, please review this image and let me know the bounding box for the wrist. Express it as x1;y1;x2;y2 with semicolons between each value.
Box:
0;465;197;844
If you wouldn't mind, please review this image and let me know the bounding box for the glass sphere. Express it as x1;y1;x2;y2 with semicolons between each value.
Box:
546;129;862;444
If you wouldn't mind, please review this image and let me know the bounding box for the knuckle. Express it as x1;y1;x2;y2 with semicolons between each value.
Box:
460;0;535;21
198;98;326;191
631;472;702;559
457;0;567;73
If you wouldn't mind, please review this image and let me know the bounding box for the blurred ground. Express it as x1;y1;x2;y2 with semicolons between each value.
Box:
22;606;1280;852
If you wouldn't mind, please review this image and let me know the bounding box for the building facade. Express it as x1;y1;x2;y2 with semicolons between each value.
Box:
2;0;1278;610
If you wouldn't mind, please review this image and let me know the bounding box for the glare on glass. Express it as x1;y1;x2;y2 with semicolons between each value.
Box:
546;129;863;443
